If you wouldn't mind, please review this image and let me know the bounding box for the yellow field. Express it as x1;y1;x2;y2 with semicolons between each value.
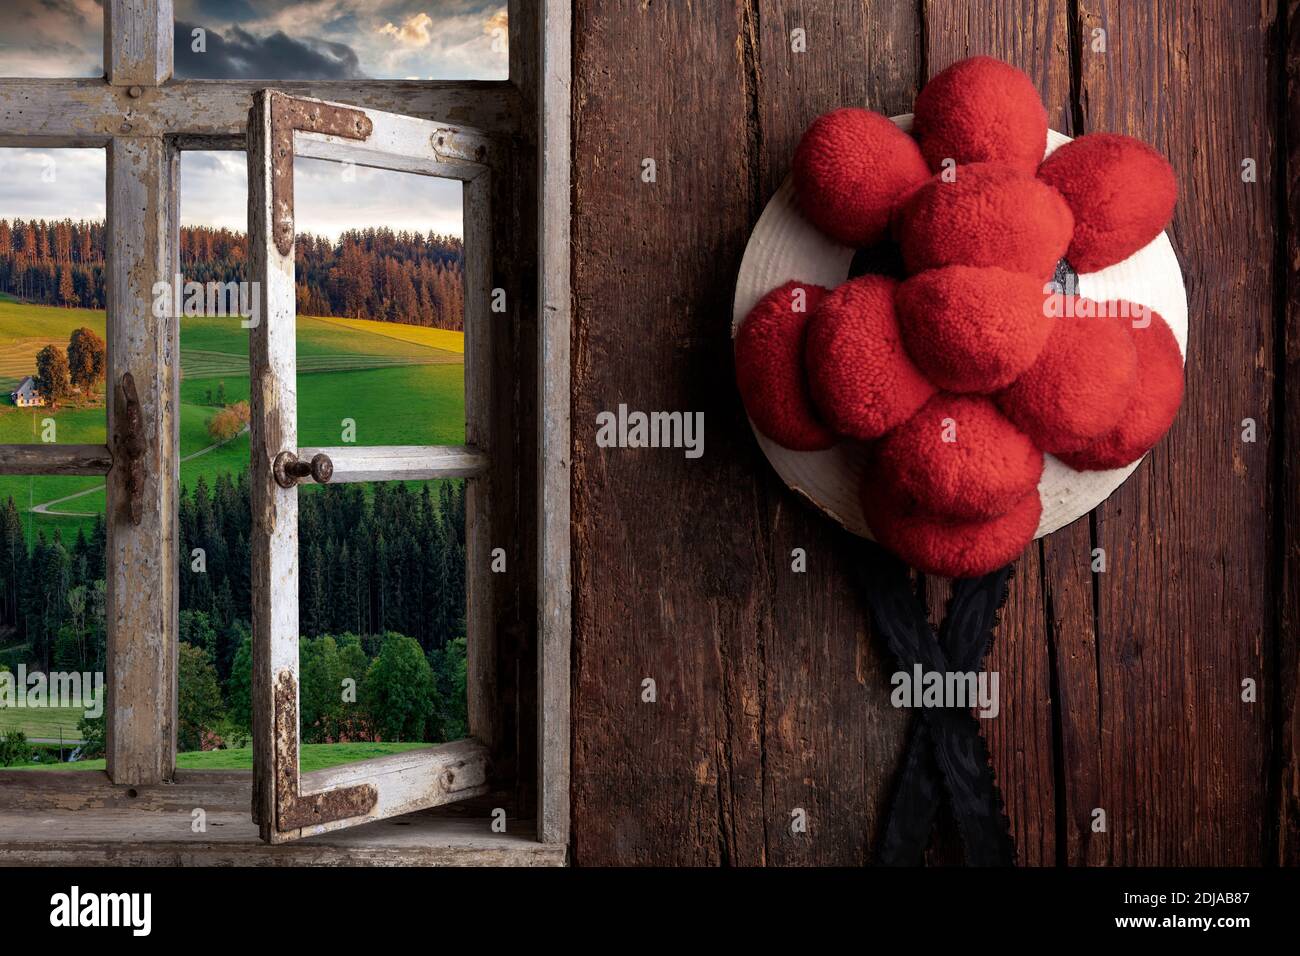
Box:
0;301;466;394
311;314;466;354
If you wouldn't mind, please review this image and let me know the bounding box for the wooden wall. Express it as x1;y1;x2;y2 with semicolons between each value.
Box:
570;0;1295;865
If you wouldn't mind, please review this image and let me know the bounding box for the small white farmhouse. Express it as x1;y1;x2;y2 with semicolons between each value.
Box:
10;376;45;407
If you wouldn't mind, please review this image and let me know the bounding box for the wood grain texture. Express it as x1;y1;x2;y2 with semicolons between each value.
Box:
247;89;297;840
105;0;173;87
572;0;764;865
0;772;562;866
1281;0;1300;867
104;134;180;786
0;80;520;148
750;0;918;866
571;0;918;866
1075;0;1277;866
534;0;574;847
295;445;489;482
571;0;1286;865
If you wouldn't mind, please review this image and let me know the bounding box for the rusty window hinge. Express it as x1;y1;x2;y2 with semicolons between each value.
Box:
113;371;145;525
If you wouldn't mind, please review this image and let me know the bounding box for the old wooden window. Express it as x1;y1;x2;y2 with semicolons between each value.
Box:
0;0;569;865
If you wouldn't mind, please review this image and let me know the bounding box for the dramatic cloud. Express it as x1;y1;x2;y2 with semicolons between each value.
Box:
379;12;434;48
0;0;104;77
0;0;508;81
175;20;364;79
175;0;508;80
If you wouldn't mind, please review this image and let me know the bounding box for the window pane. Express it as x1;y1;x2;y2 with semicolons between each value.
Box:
295;478;469;753
292;157;466;449
174;0;508;80
0;0;104;78
175;157;254;762
0;147;106;768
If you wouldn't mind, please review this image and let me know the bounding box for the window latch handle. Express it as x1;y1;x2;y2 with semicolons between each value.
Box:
273;450;333;488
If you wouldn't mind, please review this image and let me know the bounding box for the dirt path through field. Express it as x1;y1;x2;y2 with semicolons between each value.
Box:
29;424;249;517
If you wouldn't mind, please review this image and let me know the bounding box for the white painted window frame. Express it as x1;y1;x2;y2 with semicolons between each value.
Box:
0;0;571;859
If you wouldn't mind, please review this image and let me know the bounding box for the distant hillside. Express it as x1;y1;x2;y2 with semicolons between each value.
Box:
0;218;464;331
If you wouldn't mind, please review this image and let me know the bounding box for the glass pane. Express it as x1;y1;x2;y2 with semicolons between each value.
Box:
0;147;107;767
172;152;260;766
290;157;469;756
292;156;466;449
174;0;508;80
293;477;469;757
0;0;104;78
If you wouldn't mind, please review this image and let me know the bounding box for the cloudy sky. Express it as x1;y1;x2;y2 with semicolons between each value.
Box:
0;0;509;237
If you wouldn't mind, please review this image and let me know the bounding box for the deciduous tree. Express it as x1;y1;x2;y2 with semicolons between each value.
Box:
34;344;72;405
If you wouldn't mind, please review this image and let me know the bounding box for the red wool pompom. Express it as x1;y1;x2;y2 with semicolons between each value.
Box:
913;56;1049;174
896;265;1053;392
1036;133;1177;273
735;281;837;451
862;474;1042;578
895;163;1074;280
1057;306;1184;470
874;393;1043;520
793;108;932;247
804;274;935;441
997;300;1138;454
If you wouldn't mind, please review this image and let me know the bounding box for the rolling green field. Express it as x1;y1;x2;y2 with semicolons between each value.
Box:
0;301;466;543
5;741;435;771
0;697;99;741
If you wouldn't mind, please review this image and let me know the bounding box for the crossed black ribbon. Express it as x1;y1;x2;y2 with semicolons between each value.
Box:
855;541;1017;866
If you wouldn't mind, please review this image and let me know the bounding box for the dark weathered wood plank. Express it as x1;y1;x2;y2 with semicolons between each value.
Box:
1276;0;1299;867
571;0;763;865
921;0;1076;867
568;0;1282;867
1077;0;1277;865
751;0;918;866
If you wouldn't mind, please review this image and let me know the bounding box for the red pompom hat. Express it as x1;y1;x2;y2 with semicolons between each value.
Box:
735;56;1183;578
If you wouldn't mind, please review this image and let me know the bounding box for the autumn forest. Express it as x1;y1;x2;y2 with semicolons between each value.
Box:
0;217;467;330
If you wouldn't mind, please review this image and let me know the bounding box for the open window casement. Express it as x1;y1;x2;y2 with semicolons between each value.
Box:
247;90;499;843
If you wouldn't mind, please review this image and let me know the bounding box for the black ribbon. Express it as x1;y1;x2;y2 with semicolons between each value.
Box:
855;541;1016;866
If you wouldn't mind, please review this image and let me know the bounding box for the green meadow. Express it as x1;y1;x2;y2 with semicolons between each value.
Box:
0;699;98;742
0;300;466;543
6;741;434;772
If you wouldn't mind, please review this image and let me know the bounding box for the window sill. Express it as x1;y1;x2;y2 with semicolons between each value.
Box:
0;769;565;867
